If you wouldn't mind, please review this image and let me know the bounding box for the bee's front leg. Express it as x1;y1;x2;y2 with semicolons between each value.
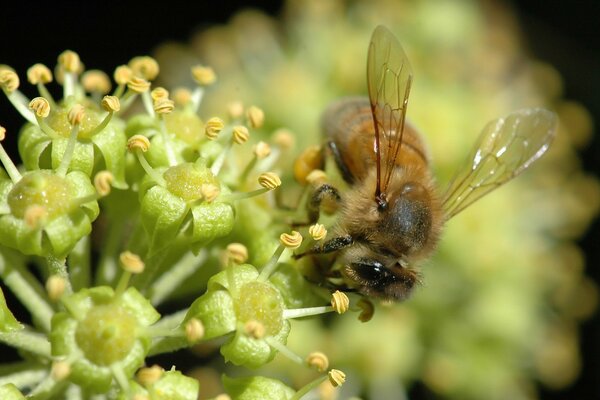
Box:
293;234;353;259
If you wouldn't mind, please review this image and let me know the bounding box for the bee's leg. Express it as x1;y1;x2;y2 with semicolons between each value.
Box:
306;183;342;223
293;234;353;258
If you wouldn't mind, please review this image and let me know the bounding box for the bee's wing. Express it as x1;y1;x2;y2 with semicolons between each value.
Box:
443;108;557;219
367;25;413;200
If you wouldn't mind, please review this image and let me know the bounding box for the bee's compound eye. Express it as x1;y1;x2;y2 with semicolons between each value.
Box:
348;260;390;282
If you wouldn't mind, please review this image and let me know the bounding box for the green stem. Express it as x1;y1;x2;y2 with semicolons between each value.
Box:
95;215;128;285
264;337;303;364
0;142;22;183
36;83;56;108
290;375;328;400
158;118;177;167
218;188;269;202
46;256;73;295
142;90;155;117
6;90;36;124
68;236;90;291
150;250;207;306
0;330;51;357
29;376;69;400
87;111;113;137
283;306;333;319
63;72;76;99
0;364;47;391
190;87;204;114
257;245;285;282
55;125;79;177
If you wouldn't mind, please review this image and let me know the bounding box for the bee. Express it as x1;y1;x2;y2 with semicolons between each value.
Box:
294;25;557;301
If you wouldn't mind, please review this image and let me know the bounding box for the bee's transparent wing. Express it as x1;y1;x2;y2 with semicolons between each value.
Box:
443;108;557;219
367;25;413;199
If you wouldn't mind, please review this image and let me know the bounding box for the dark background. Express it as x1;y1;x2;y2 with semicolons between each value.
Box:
0;1;598;398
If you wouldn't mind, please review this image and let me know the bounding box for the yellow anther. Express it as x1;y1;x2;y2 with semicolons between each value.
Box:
308;223;327;241
227;101;244;119
101;95;121;112
328;369;346;387
24;205;47;228
306;351;329;372
253;141;271;159
67;104;85;125
81;70;111;94
244;320;266;339
29;97;51;118
94;171;114;197
200;183;220;202
58;50;81;73
0;126;5;141
0;69;20;92
279;231;303;249
51;361;71;381
114;65;133;85
258;172;281;190
127;135;151;152
214;395;232;400
46;275;66;301
205;117;224;140
232;125;249;144
172;87;192;106
27;63;53;84
150;87;169;102
246;105;265;129
129;56;160;81
136;365;164;387
306;169;328;187
225;243;249;264
153;98;175;115
119;251;145;274
356;298;375;322
191;65;216;85
294;145;323;185
127;76;151;93
272;128;295;150
185;318;205;343
330;290;349;314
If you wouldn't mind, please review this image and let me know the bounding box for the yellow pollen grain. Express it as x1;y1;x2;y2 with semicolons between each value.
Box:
0;69;20;92
330;291;349;314
328;369;346;387
150;87;169;102
272;128;295;150
127;76;151;93
200;183;220;203
153;98;175;115
29;97;51;118
119;251;145;274
58;50;81;73
51;361;71;381
24;205;48;228
114;65;133;85
306;169;328;187
253;141;271;159
172;87;192;106
94;171;114;197
227;101;244;119
258;172;281;190
306;351;329;372
27;63;53;84
136;365;164;387
205;117;224;140
127;135;150;152
46;275;67;301
185;318;205;343
191;65;216;85
232;125;249;144
246;105;265;129
356;298;375;322
81;70;111;94
244;320;266;339
226;243;249;264
214;395;232;400
67;104;85;125
101;95;120;113
279;231;302;249
309;223;327;241
129;56;160;81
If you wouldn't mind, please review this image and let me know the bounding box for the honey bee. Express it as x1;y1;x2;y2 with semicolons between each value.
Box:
295;25;557;301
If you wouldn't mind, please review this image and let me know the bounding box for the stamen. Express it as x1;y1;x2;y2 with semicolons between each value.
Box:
56;104;85;177
184;318;205;343
205;117;224;140
238;141;272;185
46;275;67;301
115;251;145;295
127;135;167;186
136;365;164;387
151;87;169;102
154;100;177;166
0;126;22;182
129;56;160;81
113;65;133;97
289;374;329;400
308;223;327;241
306;351;329;372
81;70;111;102
24;205;48;228
328;369;346;387
218;172;281;202
227;100;244;120
27;63;55;106
28;97;58;138
190;65;216;113
330;291;349;314
272;128;295;151
244;320;266;339
173;87;192;108
1;69;36;124
50;360;71;381
257;231;302;281
200;183;220;203
264;337;304;365
232;125;249;145
86;95;120;137
246;105;265;129
58;50;81;98
225;243;249;265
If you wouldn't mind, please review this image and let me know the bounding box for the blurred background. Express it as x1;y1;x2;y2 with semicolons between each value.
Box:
1;1;599;399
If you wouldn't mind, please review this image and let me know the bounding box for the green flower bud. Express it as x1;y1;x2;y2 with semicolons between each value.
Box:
0;384;26;400
50;286;160;393
146;369;200;400
222;375;295;400
0;170;99;258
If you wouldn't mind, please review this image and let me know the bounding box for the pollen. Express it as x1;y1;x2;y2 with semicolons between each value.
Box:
101;95;121;113
309;223;327;241
127;76;151;94
29;97;50;118
136;365;164;387
0;69;20;93
200;183;220;202
279;231;303;249
81;70;111;94
129;56;160;81
114;65;133;85
232;125;249;144
67;104;85;125
306;169;327;187
327;369;346;387
306;351;329;372
46;275;67;301
94;170;114;197
120;251;145;274
185;318;205;343
58;50;81;73
27;63;53;84
191;65;216;86
330;291;349;314
127;135;151;152
153;98;175;115
253;141;271;159
244;319;266;339
226;243;249;264
258;172;281;190
205;117;224;140
246;105;265;129
151;87;169;102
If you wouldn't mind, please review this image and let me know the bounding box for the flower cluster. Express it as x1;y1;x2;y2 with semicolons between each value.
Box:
0;51;360;399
